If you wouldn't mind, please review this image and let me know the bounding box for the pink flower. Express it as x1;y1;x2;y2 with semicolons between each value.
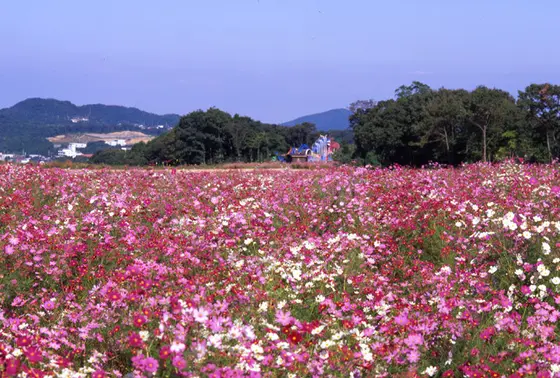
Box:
133;314;147;327
275;310;293;326
404;334;424;348
172;355;187;370
394;312;409;326
143;357;159;373
159;345;171;359
5;244;14;255
92;370;106;378
42;299;56;311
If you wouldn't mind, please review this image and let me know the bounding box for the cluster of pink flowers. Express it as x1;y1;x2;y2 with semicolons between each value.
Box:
0;161;560;377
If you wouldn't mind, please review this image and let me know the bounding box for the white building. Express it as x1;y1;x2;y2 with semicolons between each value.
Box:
71;117;89;123
58;143;86;158
105;139;126;147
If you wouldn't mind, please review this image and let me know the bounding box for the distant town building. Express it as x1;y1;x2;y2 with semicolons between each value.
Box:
70;117;89;123
105;139;127;147
58;143;87;158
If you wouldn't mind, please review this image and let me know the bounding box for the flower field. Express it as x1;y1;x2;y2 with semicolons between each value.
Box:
1;163;560;377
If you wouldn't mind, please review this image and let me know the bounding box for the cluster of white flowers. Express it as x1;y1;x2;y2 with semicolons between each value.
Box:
502;212;517;231
537;264;551;278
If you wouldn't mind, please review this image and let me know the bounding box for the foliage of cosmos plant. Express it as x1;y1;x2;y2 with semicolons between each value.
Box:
1;162;560;377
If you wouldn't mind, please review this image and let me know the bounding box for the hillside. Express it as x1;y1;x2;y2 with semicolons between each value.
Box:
281;108;352;131
47;131;155;145
0;98;180;155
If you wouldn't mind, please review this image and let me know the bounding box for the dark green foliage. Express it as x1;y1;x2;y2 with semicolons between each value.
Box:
351;82;560;166
517;84;560;161
92;108;319;166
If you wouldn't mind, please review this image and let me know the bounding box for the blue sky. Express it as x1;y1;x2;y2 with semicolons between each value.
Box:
0;0;559;123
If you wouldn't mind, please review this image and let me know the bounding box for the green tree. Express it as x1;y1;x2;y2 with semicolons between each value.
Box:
467;86;517;162
518;83;560;161
418;89;469;164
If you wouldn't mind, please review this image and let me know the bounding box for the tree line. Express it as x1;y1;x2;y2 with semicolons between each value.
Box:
91;108;328;165
351;82;560;166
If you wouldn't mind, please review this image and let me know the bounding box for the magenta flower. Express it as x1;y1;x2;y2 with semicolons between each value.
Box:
5;358;20;376
143;357;159;373
24;347;42;363
172;355;187;370
128;333;144;348
92;370;106;378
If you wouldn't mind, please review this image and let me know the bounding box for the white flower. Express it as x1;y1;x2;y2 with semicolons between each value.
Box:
522;231;532;239
538;284;547;292
267;332;279;341
455;221;462;228
542;242;551;255
422;366;438;376
244;238;253;246
258;302;268;313
170;341;186;353
315;295;326;303
311;325;325;335
515;269;523;276
208;334;222;348
551;277;560;285
551;363;560;373
489;266;498;274
291;268;302;281
472;217;480;226
139;331;150;341
251;343;264;356
486;209;495;218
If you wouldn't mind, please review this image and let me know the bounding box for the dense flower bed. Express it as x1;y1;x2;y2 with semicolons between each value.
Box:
1;162;560;377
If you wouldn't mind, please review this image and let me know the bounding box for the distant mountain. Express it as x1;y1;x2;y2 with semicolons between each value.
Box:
3;98;180;127
282;108;352;131
0;98;181;155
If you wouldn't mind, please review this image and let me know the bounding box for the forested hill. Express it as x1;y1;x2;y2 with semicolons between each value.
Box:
282;108;352;131
0;98;181;155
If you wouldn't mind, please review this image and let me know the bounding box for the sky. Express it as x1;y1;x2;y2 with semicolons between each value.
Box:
1;0;559;123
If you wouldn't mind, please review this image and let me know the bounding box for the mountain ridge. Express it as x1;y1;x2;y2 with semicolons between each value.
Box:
0;98;181;155
281;108;352;131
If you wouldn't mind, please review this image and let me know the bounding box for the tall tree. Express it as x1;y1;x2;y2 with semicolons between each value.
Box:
418;89;469;164
518;83;560;161
467;86;517;162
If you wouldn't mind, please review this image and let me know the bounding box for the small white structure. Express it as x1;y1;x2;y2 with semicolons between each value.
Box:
58;143;86;158
71;117;89;123
105;139;126;147
0;154;14;161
